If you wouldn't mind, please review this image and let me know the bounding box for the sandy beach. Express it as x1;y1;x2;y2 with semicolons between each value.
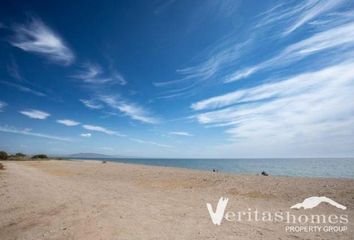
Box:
0;160;353;240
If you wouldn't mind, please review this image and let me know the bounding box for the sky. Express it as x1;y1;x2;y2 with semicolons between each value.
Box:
0;0;354;158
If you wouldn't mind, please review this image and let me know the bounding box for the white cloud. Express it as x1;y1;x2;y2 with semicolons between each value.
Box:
224;67;259;83
99;95;159;124
82;124;124;136
283;0;346;36
57;119;80;126
7;57;23;80
153;0;177;15
194;60;354;111
72;63;103;83
0;81;46;97
193;61;354;156
80;133;91;137
2;58;46;97
72;63;127;85
9;17;74;65
156;40;248;87
154;0;352;98
0;101;7;112
255;0;348;36
225;21;354;83
19;109;50;120
154;38;250;98
110;70;127;86
81;96;157;124
130;138;172;148
0;125;71;141
80;99;103;110
169;131;193;137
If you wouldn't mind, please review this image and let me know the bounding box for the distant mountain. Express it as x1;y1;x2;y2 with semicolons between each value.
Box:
67;153;115;158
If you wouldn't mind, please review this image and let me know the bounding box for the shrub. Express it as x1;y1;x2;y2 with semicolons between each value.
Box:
0;151;8;160
15;153;26;157
31;154;48;159
0;163;4;170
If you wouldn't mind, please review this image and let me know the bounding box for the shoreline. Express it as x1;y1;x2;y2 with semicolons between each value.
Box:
1;160;353;239
68;157;354;180
2;157;354;180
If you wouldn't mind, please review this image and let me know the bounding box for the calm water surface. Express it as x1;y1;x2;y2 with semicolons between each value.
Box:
72;158;354;179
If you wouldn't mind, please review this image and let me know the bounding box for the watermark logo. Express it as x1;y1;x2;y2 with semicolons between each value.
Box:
206;197;229;225
206;196;348;233
290;196;346;210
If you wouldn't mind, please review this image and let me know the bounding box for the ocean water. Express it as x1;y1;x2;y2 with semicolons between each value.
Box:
73;158;354;179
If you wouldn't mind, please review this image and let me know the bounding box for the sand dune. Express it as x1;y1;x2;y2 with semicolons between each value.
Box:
0;160;353;240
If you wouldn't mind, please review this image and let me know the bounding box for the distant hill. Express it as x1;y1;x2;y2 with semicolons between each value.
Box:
67;153;116;159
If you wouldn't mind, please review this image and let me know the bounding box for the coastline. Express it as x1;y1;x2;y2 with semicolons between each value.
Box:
70;157;354;179
1;160;353;239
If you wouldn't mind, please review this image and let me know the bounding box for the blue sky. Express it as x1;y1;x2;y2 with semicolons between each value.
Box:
0;0;354;158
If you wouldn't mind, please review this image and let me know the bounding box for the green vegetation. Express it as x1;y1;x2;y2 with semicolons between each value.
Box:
15;153;26;157
0;151;50;161
0;151;8;160
31;154;48;159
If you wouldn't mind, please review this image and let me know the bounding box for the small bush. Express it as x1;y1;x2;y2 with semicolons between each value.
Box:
31;154;48;159
15;153;26;157
0;163;4;170
0;151;8;160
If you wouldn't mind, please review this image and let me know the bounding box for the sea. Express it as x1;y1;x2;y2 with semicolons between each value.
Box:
71;158;354;179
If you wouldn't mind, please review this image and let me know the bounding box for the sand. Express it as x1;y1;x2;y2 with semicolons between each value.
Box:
0;160;353;240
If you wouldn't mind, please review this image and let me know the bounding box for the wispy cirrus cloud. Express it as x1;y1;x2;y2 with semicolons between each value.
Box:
178;0;354;157
130;138;172;148
153;0;177;15
192;61;354;156
154;37;250;98
110;70;127;86
79;99;103;110
0;101;7;112
308;11;354;30
19;109;50;119
169;131;193;137
283;0;345;36
0;125;71;141
80;133;91;138
225;21;354;83
57;119;80;126
193;60;354;111
80;95;158;124
155;0;352;98
75;59;154;124
256;0;347;36
7;57;23;81
72;63;127;85
2;57;47;97
82;124;124;136
99;95;159;124
72;63;103;83
155;41;247;87
0;80;46;97
9;17;74;65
